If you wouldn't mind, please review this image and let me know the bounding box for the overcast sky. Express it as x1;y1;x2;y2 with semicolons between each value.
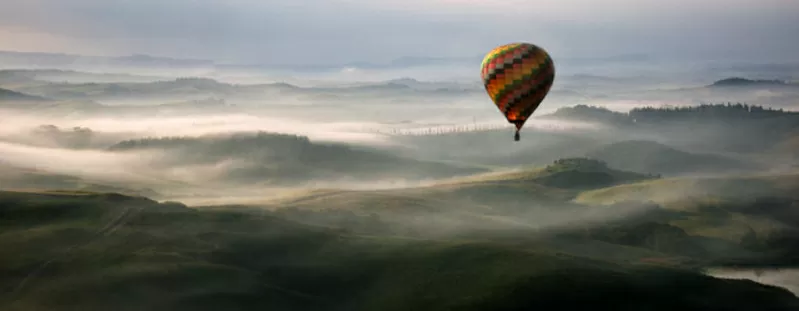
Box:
1;0;797;64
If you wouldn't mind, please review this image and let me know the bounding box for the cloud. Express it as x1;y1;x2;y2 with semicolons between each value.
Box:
0;0;797;64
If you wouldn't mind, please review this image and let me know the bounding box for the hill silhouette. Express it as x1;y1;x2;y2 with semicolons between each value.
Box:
0;69;162;84
13;77;238;100
9;75;478;101
709;77;791;88
0;50;214;68
546;104;633;125
548;103;797;126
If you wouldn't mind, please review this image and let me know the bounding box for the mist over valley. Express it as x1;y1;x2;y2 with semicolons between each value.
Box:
2;1;799;309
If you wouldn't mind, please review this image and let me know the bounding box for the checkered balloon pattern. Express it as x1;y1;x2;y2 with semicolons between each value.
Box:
481;42;555;129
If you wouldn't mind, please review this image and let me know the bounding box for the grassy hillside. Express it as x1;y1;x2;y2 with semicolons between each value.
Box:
586;140;755;176
269;157;653;214
573;172;799;256
575;173;799;207
253;161;799;267
771;132;799;165
1;191;797;311
531;158;656;189
0;164;160;198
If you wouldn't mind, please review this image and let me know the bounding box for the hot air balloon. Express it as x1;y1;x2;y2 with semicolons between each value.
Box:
480;42;555;141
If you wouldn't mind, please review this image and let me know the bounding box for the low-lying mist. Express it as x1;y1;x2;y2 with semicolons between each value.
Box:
2;60;798;250
0;109;395;145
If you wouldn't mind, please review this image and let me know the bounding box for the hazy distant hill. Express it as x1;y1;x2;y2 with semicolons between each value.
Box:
586;140;753;176
10;75;478;101
709;77;792;88
723;64;799;79
548;103;797;125
524;157;656;190
369;77;479;92
0;69;163;84
546;104;633;125
107;132;486;185
634;76;799;109
12;77;237;100
545;104;799;153
0;49;656;72
0;50;214;69
0;87;50;102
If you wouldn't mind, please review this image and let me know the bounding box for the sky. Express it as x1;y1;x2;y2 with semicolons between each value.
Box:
0;0;798;65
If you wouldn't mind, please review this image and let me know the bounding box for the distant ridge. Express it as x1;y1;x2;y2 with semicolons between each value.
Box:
0;50;214;68
0;87;50;102
1;49;655;72
586;140;752;176
709;77;791;87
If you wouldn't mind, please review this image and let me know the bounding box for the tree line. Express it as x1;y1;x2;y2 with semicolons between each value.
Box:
553;103;797;125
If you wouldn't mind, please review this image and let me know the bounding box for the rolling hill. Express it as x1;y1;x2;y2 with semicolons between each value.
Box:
0;163;160;198
242;159;799;268
258;158;664;240
7;74;478;102
1;190;797;311
637;77;799;110
0;87;50;103
0;69;163;85
106;131;487;185
571;172;799;264
586;140;755;176
269;157;655;211
542;104;799;155
0;50;214;69
574;172;799;208
709;77;793;88
11;77;238;100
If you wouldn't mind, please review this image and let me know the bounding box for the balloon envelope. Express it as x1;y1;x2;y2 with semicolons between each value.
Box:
480;42;555;131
